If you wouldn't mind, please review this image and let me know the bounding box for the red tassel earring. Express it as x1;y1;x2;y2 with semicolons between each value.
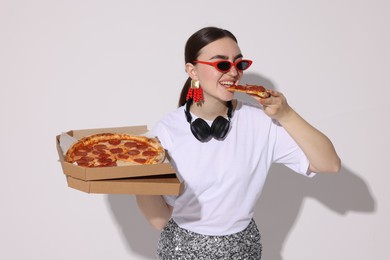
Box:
186;79;204;104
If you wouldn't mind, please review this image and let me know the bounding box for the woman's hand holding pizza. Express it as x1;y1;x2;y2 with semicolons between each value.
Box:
227;85;294;123
256;89;294;123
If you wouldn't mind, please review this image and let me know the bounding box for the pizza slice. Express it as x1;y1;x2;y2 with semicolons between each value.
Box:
227;84;270;98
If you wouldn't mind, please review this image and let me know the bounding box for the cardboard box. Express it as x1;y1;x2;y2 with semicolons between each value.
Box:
57;125;184;195
66;174;183;195
56;125;177;181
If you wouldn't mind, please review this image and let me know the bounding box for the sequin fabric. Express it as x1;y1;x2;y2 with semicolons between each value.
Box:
156;219;262;259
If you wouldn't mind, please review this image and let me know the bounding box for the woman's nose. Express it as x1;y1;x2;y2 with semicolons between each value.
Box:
227;65;239;77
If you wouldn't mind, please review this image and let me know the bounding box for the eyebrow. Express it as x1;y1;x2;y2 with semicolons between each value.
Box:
209;54;243;61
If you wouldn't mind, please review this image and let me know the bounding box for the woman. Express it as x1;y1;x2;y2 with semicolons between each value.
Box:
136;26;341;259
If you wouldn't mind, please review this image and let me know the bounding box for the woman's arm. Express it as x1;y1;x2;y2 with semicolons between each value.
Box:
136;195;173;230
258;90;341;173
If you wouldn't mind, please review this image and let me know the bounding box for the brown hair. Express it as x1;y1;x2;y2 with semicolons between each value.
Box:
178;27;238;107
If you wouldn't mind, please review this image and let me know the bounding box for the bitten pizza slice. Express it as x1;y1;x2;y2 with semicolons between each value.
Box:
227;85;270;98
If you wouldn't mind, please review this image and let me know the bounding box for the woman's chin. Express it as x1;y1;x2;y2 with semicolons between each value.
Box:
220;91;235;101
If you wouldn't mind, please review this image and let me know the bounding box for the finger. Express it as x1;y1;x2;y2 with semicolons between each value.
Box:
259;96;272;106
267;89;280;97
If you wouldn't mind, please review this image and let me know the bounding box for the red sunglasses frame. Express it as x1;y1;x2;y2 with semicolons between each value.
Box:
193;59;253;73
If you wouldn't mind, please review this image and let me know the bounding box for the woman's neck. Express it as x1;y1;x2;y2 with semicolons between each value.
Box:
190;99;230;121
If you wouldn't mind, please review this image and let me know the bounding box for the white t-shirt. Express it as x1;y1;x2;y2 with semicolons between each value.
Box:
151;100;315;236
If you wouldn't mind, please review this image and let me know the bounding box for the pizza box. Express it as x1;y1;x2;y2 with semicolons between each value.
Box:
66;174;183;195
56;125;177;181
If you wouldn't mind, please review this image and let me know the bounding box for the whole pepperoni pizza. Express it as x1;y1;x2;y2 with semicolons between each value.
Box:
65;133;165;167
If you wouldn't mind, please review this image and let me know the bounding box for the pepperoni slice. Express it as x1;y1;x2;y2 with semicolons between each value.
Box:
136;144;148;150
143;150;157;156
76;157;94;166
124;141;137;148
110;148;123;154
94;144;107;150
127;149;140;155
77;162;90;167
97;153;111;158
108;139;121;145
80;156;94;162
92;149;106;155
78;145;93;152
134;158;147;164
74;151;88;156
98;157;113;163
117;154;130;160
76;159;87;164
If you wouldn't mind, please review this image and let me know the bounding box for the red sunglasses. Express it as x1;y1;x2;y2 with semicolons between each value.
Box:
193;59;253;73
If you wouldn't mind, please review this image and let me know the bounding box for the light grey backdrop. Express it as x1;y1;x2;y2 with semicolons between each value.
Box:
1;0;388;259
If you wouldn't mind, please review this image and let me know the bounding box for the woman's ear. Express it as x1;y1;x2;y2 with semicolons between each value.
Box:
185;62;198;80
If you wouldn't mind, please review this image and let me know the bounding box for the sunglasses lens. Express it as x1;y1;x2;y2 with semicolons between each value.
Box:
236;60;251;71
216;61;232;72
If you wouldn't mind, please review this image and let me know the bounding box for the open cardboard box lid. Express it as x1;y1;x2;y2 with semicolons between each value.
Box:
66;174;183;195
57;125;177;181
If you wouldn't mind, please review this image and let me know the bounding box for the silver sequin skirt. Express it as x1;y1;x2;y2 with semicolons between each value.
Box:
156;219;262;259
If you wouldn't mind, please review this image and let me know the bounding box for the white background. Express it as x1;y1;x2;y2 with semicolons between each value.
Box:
1;0;388;259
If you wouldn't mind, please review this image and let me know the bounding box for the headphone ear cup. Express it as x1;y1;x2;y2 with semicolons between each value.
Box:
210;116;230;140
191;118;212;142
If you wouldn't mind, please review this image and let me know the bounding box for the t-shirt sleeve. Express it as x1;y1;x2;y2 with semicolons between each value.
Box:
272;122;316;177
162;195;176;206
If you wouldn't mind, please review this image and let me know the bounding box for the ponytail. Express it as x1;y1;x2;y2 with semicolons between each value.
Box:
178;77;191;107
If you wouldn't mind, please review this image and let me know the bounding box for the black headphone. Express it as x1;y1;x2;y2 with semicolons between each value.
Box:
184;99;233;142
